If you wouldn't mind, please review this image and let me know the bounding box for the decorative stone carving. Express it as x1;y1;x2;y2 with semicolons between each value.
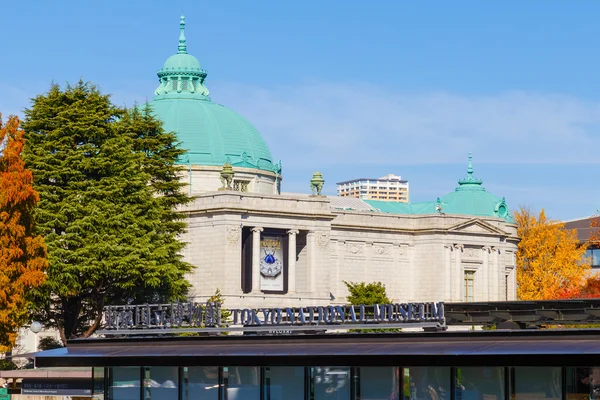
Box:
463;247;480;259
227;226;240;246
219;162;235;190
317;232;329;249
373;244;392;256
346;242;364;255
310;172;325;196
397;245;408;258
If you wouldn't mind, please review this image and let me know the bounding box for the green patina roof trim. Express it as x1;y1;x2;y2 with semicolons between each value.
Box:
149;16;280;174
178;15;187;54
364;153;514;223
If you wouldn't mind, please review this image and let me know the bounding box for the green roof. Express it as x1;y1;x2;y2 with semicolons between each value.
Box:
364;153;513;222
149;16;279;173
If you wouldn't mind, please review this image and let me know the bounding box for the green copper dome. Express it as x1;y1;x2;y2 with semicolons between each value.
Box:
162;53;202;71
149;16;279;173
364;153;513;222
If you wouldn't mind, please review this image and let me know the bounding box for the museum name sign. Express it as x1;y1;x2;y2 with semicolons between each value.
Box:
103;302;445;331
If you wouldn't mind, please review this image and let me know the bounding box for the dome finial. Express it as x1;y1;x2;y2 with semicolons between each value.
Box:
457;151;483;188
178;15;187;54
467;151;473;177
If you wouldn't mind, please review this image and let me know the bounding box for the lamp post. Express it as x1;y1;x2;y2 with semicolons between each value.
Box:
29;321;42;368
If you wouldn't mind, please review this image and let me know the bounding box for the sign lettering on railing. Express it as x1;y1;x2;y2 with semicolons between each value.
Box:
103;302;445;330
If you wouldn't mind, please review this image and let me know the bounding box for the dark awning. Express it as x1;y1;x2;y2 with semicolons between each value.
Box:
34;329;600;368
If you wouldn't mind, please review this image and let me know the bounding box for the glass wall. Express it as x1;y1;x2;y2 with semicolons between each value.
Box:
404;367;450;400
360;366;400;400
182;366;219;400
94;366;105;400
512;367;561;400
264;366;304;400
106;365;600;400
566;367;600;400
143;367;178;400
456;367;504;400
109;366;140;400
224;366;260;400
312;367;351;400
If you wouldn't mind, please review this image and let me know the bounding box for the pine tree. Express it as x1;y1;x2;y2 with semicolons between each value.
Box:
23;82;193;343
112;105;192;304
0;115;47;351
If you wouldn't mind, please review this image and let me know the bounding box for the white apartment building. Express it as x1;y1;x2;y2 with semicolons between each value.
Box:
337;174;410;202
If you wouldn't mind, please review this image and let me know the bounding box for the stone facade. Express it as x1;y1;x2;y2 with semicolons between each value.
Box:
181;191;519;309
179;165;280;195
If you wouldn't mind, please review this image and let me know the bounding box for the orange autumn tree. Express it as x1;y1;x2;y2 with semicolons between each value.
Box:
566;217;600;298
515;206;588;300
0;115;47;351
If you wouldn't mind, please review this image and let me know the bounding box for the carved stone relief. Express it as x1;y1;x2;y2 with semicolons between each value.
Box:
373;244;392;257
346;242;365;256
227;226;240;246
317;232;330;249
398;245;408;258
463;247;481;259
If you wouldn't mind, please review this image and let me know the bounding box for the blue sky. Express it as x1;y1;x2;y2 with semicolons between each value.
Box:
2;1;600;221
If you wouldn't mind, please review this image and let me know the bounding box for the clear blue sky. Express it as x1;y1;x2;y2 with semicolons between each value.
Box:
2;1;600;221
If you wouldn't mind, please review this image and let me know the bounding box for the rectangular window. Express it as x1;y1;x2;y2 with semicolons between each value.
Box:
224;367;260;400
264;367;304;400
586;249;600;267
456;367;505;400
182;367;218;400
143;367;178;400
512;367;561;400
313;367;351;400
360;367;400;400
109;367;141;400
404;367;450;400
464;271;475;302
233;180;250;192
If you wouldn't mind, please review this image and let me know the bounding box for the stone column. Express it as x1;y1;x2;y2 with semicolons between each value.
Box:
287;230;299;293
307;231;316;293
482;246;491;302
453;244;463;301
251;227;263;294
491;247;500;301
444;245;452;300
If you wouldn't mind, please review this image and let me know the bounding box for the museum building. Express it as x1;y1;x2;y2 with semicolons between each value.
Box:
148;17;519;309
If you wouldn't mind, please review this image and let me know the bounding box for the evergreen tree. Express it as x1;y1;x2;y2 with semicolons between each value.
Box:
23;82;193;343
344;281;391;305
0;115;47;351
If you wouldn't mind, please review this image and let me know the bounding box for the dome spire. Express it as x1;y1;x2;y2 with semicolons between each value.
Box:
457;151;483;189
178;15;187;54
467;151;474;177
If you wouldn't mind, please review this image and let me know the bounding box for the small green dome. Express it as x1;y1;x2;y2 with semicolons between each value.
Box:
364;153;513;222
437;153;513;222
149;15;280;173
162;53;202;72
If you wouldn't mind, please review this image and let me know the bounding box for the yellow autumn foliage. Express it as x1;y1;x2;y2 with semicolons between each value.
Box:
515;207;588;300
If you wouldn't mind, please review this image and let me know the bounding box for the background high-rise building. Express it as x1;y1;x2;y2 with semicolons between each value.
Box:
336;174;409;202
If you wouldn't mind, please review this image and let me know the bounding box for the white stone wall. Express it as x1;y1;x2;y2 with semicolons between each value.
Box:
179;165;280;195
180;192;519;309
